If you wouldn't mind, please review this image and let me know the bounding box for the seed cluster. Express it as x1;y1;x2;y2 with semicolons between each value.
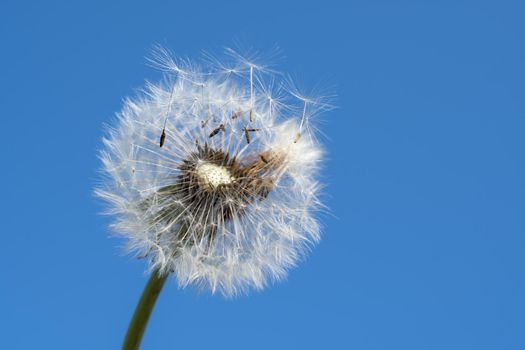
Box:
96;47;327;296
150;143;281;249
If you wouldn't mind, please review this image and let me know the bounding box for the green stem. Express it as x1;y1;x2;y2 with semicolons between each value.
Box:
122;270;168;350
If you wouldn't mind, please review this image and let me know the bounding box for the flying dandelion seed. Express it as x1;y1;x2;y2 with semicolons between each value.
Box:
96;46;333;297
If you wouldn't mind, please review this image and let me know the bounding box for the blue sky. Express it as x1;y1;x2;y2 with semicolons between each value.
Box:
1;0;524;349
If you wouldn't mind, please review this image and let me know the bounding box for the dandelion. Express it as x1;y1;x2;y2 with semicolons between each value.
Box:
96;46;332;349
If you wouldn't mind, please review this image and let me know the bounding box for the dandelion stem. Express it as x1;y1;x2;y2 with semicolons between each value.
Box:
122;270;168;350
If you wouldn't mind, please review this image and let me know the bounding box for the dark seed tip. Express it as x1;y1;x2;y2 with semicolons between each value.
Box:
160;129;166;147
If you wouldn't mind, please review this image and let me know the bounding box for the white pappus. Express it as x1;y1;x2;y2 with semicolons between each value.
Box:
96;47;332;297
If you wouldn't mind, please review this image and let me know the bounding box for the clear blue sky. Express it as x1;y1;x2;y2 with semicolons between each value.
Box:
1;1;523;349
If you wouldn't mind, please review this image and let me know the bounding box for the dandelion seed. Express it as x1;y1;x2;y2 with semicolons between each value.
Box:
159;128;166;148
208;124;225;138
231;110;243;120
96;46;331;297
249;65;254;122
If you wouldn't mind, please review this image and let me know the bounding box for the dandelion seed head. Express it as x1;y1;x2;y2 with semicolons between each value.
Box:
96;46;332;297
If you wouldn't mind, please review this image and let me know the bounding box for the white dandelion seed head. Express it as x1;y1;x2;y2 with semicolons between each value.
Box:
96;47;332;297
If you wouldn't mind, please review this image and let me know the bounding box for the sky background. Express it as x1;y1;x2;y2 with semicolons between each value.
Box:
1;0;524;349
